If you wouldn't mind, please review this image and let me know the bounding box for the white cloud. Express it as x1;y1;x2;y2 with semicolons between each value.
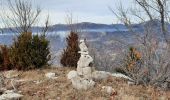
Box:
0;0;133;26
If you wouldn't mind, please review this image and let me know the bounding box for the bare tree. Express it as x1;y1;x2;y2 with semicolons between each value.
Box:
134;0;169;42
2;0;41;33
110;0;170;90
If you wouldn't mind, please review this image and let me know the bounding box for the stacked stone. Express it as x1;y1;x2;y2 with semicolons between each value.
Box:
67;39;111;90
67;39;95;90
77;39;93;79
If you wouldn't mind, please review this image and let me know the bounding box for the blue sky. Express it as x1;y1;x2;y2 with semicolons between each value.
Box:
0;0;133;25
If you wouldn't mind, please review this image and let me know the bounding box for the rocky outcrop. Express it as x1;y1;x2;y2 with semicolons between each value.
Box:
92;71;111;80
71;76;95;90
0;73;23;100
0;90;23;100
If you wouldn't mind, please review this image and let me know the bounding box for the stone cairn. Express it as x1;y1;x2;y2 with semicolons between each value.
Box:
67;39;111;90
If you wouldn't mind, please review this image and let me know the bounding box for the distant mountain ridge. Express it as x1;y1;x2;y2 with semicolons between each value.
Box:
0;22;126;33
1;20;170;33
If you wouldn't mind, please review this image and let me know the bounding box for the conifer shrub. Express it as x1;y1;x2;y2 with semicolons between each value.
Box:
9;32;51;70
30;35;51;68
0;45;11;71
60;31;80;67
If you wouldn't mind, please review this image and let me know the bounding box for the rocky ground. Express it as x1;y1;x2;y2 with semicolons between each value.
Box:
0;67;170;100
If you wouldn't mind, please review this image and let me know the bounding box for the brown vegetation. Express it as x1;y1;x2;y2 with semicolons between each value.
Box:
2;68;169;100
9;32;51;70
110;0;170;90
0;45;11;71
60;31;80;67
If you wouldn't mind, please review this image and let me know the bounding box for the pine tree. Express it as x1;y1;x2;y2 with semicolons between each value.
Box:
60;31;80;67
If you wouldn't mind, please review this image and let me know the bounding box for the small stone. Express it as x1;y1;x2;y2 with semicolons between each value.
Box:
45;72;58;79
56;97;61;100
128;81;135;86
102;86;116;95
67;70;78;80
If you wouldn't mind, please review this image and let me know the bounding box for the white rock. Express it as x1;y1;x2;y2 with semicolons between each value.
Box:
78;51;89;55
0;90;23;100
102;86;114;95
79;39;88;53
112;73;133;81
67;70;78;80
82;67;92;79
77;55;93;68
92;71;111;80
77;54;93;75
33;80;44;84
127;81;135;86
68;39;96;91
45;72;57;79
71;76;95;90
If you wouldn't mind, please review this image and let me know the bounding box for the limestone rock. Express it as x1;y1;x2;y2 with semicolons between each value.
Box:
45;72;58;79
127;81;135;86
102;86;116;95
82;67;92;79
112;73;133;81
92;71;111;80
79;39;89;53
0;90;23;100
71;76;95;90
77;54;93;75
67;70;78;80
68;39;113;91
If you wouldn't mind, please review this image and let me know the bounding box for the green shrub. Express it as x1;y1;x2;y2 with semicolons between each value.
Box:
60;31;80;67
30;35;51;68
9;32;51;70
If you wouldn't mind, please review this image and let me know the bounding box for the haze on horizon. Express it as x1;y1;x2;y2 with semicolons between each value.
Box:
0;0;133;26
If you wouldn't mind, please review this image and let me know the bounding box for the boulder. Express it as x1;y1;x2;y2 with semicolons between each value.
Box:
71;76;95;90
92;71;111;80
0;90;23;100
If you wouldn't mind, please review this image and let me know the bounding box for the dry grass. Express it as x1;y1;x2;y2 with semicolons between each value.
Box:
2;67;170;100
